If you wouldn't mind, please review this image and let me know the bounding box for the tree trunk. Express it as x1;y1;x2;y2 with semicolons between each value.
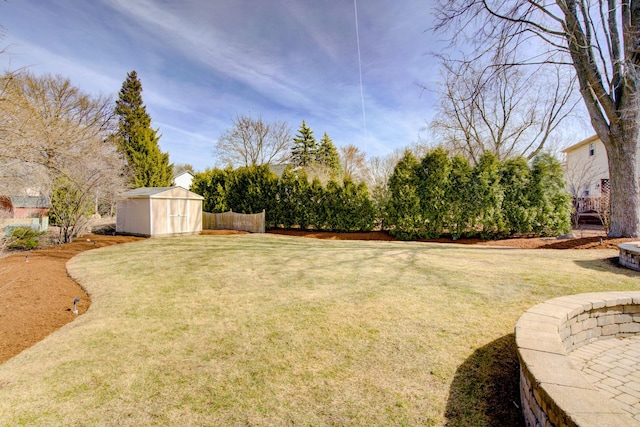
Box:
606;132;640;237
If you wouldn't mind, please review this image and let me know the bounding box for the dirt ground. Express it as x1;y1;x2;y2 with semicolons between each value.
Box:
0;234;146;364
0;227;636;365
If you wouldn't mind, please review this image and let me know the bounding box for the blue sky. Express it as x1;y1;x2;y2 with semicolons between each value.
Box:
1;0;442;172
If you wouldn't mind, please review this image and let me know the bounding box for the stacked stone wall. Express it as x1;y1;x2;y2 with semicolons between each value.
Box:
619;243;640;272
516;292;640;427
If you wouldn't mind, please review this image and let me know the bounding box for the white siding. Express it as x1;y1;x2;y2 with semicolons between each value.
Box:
116;198;152;236
174;172;194;190
563;137;609;197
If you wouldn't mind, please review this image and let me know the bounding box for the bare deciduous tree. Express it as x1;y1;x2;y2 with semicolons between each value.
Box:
363;150;403;197
363;150;403;227
0;71;126;242
214;114;292;167
340;144;366;183
430;60;578;163
302;163;337;187
435;0;640;237
0;72;115;175
597;183;612;235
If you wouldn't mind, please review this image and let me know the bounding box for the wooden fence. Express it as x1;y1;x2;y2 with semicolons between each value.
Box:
202;210;265;233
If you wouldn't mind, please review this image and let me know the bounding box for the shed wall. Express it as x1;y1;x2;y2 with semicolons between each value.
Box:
150;198;168;236
116;198;152;236
189;199;203;233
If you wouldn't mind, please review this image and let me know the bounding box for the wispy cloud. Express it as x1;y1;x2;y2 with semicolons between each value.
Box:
2;0;438;171
104;0;323;111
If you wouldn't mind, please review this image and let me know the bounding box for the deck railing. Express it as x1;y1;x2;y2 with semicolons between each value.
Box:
573;196;603;213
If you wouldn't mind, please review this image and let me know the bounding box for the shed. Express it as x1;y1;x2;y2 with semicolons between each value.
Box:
116;187;203;237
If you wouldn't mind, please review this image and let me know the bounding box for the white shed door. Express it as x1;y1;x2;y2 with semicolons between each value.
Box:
167;198;188;234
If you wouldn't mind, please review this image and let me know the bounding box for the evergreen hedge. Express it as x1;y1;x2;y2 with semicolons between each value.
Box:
192;150;570;239
385;150;571;240
192;165;375;232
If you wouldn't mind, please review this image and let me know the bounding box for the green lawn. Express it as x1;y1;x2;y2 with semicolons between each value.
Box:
0;234;637;426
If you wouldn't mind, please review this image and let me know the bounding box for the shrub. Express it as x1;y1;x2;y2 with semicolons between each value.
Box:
191;168;230;213
307;178;327;230
500;157;533;235
324;179;343;231
225;165;278;219
471;152;505;238
529;153;572;236
274;167;309;229
6;226;43;250
383;149;571;240
50;175;94;243
447;155;474;238
386;151;423;240
319;179;374;232
417;148;452;238
347;181;376;232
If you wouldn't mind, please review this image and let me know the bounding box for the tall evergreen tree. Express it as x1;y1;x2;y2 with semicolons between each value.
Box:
471;152;504;237
291;120;317;167
385;150;423;240
417;148;452;238
528;153;571;236
275;167;310;229
114;70;172;188
500;157;533;235
316;132;342;176
308;177;327;230
447;155;474;238
191;167;230;213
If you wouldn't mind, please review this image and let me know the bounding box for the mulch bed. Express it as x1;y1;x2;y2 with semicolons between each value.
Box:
267;228;634;250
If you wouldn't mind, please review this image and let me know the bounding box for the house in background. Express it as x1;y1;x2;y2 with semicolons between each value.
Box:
562;135;610;223
173;171;194;190
0;195;50;219
0;195;50;231
562;135;609;197
268;164;291;176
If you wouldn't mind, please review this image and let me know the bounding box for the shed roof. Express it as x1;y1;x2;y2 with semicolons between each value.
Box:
120;186;204;200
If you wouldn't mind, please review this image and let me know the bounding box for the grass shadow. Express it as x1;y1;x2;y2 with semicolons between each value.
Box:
90;222;116;235
574;256;640;277
445;334;524;426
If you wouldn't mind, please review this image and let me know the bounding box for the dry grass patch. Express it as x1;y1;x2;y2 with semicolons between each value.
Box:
0;234;637;426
